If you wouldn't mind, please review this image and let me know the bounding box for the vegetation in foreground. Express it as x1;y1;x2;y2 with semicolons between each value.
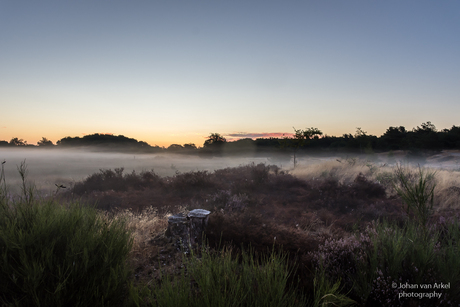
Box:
0;163;132;306
1;158;460;306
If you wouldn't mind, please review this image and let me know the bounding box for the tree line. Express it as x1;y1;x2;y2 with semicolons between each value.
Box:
1;122;460;155
173;122;460;155
0;134;161;153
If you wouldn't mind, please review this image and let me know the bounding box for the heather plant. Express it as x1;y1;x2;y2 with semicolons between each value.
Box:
309;233;371;295
309;218;460;306
296;212;323;233
249;162;271;184
215;163;275;194
72;168;162;195
209;189;249;212
169;170;214;191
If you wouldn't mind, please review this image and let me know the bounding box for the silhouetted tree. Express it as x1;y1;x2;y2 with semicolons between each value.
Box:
411;122;441;150
203;133;227;147
442;125;460;149
37;137;54;146
56;134;153;150
183;143;197;150
354;127;370;153
280;127;322;168
380;126;407;150
9;137;26;146
413;121;437;134
56;136;81;146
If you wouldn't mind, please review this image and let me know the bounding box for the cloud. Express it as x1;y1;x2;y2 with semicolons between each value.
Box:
1;126;6;129
225;132;293;141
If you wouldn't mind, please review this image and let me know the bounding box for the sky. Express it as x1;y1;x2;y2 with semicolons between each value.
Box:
1;1;459;147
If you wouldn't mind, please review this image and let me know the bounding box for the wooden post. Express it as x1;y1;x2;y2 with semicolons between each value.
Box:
166;209;211;253
187;209;211;248
166;213;191;253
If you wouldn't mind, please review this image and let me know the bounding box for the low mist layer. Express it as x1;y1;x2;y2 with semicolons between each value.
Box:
2;148;460;196
0;148;280;195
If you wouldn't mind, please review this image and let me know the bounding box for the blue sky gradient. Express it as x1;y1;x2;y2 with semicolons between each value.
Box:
1;1;459;147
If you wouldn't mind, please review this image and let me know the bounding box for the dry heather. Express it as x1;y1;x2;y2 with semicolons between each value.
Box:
80;160;460;250
291;158;381;185
68;159;460;300
100;206;189;285
292;158;460;211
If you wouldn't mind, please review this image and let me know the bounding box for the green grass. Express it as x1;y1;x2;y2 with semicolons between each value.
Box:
133;246;307;307
0;163;133;306
393;164;436;237
312;264;356;307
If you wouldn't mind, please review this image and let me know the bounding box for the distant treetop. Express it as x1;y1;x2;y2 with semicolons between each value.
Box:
37;137;54;146
54;134;157;152
203;133;227;147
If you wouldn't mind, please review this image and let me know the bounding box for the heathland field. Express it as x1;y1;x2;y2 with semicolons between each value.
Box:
1;150;460;306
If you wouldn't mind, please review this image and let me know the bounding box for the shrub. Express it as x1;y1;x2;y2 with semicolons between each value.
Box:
0;198;133;306
360;221;439;305
433;217;460;304
309;233;371;296
208;189;249;212
169;170;214;191
310;219;460;306
72;168;162;195
393;164;436;236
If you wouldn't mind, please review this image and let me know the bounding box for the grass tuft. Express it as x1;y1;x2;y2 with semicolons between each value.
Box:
393;164;436;236
0;164;133;306
139;245;307;307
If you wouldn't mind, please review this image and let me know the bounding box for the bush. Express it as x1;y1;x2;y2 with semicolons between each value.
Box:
72;168;162;195
0;198;133;306
393;164;436;236
311;219;460;306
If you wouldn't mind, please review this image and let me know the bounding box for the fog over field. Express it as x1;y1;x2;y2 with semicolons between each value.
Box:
2;148;460;196
0;148;283;195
